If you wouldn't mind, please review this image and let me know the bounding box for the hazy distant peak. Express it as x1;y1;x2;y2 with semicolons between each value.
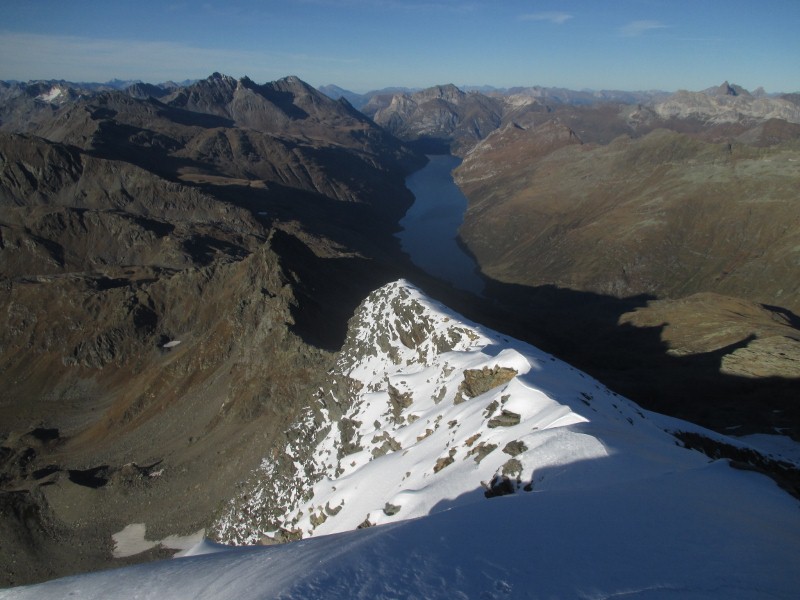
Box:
208;71;235;82
124;81;169;100
419;83;465;102
656;85;800;124
707;81;752;97
237;75;256;87
270;75;317;95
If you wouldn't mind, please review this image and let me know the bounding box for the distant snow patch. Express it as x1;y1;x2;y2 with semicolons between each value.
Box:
37;87;63;103
112;523;205;558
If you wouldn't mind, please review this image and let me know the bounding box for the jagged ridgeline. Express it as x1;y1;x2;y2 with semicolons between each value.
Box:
0;73;424;587
2;72;800;592
213;280;798;545
213;280;633;542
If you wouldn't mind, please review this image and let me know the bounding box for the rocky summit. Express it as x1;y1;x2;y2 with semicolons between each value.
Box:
211;279;732;544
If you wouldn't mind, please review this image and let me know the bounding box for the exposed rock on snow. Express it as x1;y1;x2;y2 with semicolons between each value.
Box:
3;279;800;599
213;279;752;545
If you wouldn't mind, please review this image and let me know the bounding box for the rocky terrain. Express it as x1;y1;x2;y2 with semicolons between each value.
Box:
1;75;799;589
340;79;800;438
0;74;424;586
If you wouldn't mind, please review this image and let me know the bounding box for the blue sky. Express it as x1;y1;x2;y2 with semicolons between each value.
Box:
0;1;797;92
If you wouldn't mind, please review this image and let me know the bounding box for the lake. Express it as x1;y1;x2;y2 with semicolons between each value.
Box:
397;155;485;295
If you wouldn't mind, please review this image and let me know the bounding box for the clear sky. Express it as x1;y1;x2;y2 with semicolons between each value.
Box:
0;0;797;93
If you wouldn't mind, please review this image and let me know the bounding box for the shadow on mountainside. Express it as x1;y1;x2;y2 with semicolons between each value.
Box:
502;281;798;440
121;132;798;443
184;179;416;352
219;179;800;441
269;229;405;351
397;272;800;443
67;107;799;443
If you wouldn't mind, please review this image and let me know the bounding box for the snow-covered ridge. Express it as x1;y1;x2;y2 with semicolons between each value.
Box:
4;279;800;599
215;279;716;544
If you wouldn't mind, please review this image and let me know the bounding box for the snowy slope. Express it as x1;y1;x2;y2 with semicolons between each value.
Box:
3;460;798;599
3;279;799;599
214;280;716;543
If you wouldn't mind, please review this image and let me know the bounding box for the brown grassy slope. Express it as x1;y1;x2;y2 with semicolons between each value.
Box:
456;126;800;312
453;122;800;438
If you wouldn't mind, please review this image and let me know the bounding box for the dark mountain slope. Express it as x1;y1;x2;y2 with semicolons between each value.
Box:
0;75;425;586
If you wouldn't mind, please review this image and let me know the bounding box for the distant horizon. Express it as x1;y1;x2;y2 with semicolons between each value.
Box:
3;72;796;97
1;1;797;94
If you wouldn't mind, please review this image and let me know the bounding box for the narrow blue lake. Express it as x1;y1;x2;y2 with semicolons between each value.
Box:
397;155;485;295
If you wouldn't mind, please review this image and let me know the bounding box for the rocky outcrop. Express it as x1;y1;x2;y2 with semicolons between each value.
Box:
654;83;800;124
454;366;518;404
363;84;504;154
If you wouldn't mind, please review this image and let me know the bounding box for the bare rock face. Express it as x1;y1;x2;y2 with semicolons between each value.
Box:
0;74;424;587
363;84;504;154
454;366;518;404
653;84;800;124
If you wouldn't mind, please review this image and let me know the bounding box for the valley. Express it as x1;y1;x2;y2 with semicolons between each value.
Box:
396;154;484;294
0;74;798;594
361;80;800;437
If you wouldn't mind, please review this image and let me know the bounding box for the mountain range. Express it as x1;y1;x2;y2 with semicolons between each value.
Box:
1;73;798;593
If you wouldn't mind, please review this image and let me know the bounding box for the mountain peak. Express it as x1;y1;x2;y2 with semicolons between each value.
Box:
421;83;465;101
214;279;720;543
712;81;751;97
272;75;313;91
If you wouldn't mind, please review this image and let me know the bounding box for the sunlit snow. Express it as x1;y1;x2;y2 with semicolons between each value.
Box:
36;86;63;103
3;279;798;599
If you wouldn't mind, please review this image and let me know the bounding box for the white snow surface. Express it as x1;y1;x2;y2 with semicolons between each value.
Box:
3;279;799;598
36;86;63;103
112;524;205;558
736;433;800;465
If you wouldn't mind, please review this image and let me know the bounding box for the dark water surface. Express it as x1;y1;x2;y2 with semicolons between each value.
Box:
397;155;485;294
